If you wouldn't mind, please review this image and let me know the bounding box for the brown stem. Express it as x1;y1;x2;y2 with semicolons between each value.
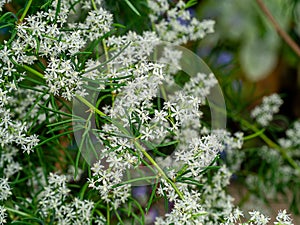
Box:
4;3;17;14
255;0;300;58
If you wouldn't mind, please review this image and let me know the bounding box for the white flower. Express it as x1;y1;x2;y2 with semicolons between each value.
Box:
44;58;84;100
224;208;244;223
4;162;22;178
0;206;7;225
249;210;270;225
275;209;294;225
155;186;207;225
175;135;222;177
89;160;131;208
0;178;12;201
159;46;182;74
251;93;283;126
279;120;300;149
84;8;113;41
148;0;215;44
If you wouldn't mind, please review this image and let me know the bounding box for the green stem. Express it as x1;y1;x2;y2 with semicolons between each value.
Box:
75;94;106;117
134;140;184;200
22;64;107;118
107;203;110;225
22;64;44;79
6;207;31;217
91;0;97;11
19;0;33;23
75;111;93;178
102;39;115;105
112;175;158;188
175;164;189;180
241;119;300;173
22;64;184;200
243;128;265;141
102;39;110;63
210;101;300;174
113;206;124;225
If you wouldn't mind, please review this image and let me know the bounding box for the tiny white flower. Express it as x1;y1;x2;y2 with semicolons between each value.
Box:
0;178;12;201
251;93;283;126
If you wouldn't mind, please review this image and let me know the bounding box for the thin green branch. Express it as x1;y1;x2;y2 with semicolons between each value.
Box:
5;207;31;217
209;101;300;174
134;140;184;200
91;0;97;11
75;94;106;117
22;64;44;79
241;119;300;174
23;64;184;201
18;0;33;23
124;0;141;16
112;175;158;188
107;203;110;225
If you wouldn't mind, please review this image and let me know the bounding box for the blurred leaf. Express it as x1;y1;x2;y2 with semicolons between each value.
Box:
185;0;198;9
295;2;300;37
217;0;257;41
262;0;293;30
240;37;278;81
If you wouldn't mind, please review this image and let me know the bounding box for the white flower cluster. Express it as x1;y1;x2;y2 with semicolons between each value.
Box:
11;0;113;100
175;135;222;177
214;130;245;171
275;210;294;225
200;165;235;224
0;40;39;155
248;210;271;224
83;9;113;41
81;0;104;10
222;209;294;225
44;58;83;100
7;86;51;124
0;146;22;178
0;107;39;154
107;31;160;66
148;0;215;44
38;173;70;213
0;178;11;201
251;93;283;126
246;147;294;199
184;72;218;103
0;0;295;224
154;165;233;224
279;120;300;149
0;206;7;225
88;161;131;209
0;179;10;224
159;46;183;74
79;31;167;211
81;27;222;213
155;188;207;224
38;173;94;224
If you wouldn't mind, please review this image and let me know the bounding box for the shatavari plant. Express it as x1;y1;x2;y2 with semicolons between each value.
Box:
0;0;298;225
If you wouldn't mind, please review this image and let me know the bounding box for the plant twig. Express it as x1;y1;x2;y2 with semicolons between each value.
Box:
23;64;184;200
134;140;184;200
91;0;97;11
241;119;300;174
18;0;33;24
255;0;300;58
207;101;300;175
